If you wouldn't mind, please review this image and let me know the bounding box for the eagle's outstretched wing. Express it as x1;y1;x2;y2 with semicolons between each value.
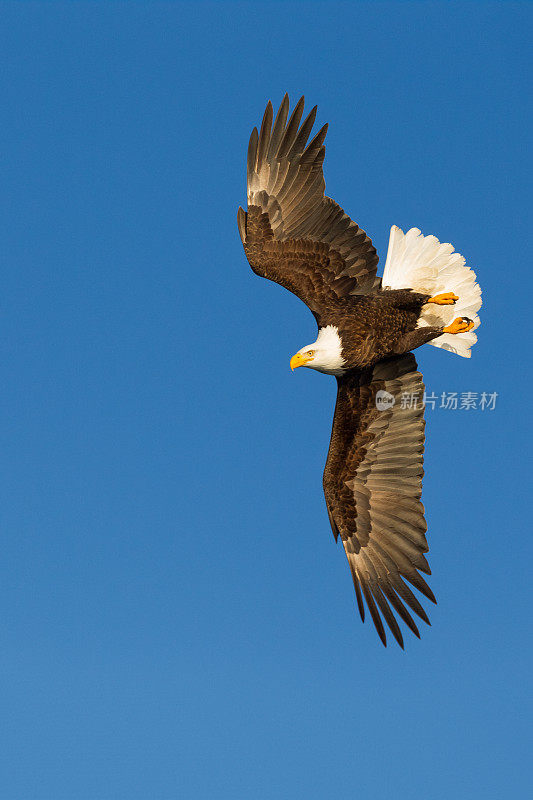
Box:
323;354;436;647
237;95;379;324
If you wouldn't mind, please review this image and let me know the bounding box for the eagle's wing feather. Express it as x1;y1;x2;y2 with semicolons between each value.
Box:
323;354;435;647
238;95;379;322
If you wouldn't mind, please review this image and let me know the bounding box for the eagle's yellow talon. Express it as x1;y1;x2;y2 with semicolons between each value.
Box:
443;317;474;334
428;292;459;305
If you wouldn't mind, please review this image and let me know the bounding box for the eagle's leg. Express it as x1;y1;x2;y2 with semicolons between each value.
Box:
443;317;475;334
427;292;458;305
394;316;474;354
393;325;443;354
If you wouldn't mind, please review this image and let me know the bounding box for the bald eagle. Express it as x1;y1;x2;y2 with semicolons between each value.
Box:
237;96;482;647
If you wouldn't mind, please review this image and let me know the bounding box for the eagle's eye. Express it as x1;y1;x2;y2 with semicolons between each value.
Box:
307;350;315;357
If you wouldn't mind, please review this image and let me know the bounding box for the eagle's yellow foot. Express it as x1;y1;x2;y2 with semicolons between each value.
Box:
428;292;459;305
443;317;474;334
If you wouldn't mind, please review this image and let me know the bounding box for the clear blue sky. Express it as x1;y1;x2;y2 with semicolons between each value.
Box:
0;2;530;798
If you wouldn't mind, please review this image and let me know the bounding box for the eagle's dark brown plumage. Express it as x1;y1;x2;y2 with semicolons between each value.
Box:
238;95;481;647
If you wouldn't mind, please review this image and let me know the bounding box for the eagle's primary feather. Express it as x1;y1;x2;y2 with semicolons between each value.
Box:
238;95;482;647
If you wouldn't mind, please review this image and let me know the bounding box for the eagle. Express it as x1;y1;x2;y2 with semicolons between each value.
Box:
237;95;482;647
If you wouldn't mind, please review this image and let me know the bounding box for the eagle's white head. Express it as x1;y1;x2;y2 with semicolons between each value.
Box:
290;325;346;376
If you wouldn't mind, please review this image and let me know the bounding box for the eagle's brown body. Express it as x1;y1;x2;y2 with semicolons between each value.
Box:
238;95;481;647
319;289;438;370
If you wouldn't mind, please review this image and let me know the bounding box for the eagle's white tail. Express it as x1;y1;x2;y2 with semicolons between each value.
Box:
382;226;482;358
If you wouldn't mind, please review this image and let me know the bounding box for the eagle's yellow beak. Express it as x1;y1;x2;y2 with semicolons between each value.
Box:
290;351;313;371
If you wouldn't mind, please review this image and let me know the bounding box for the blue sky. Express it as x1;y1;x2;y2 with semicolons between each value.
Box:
0;2;530;798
